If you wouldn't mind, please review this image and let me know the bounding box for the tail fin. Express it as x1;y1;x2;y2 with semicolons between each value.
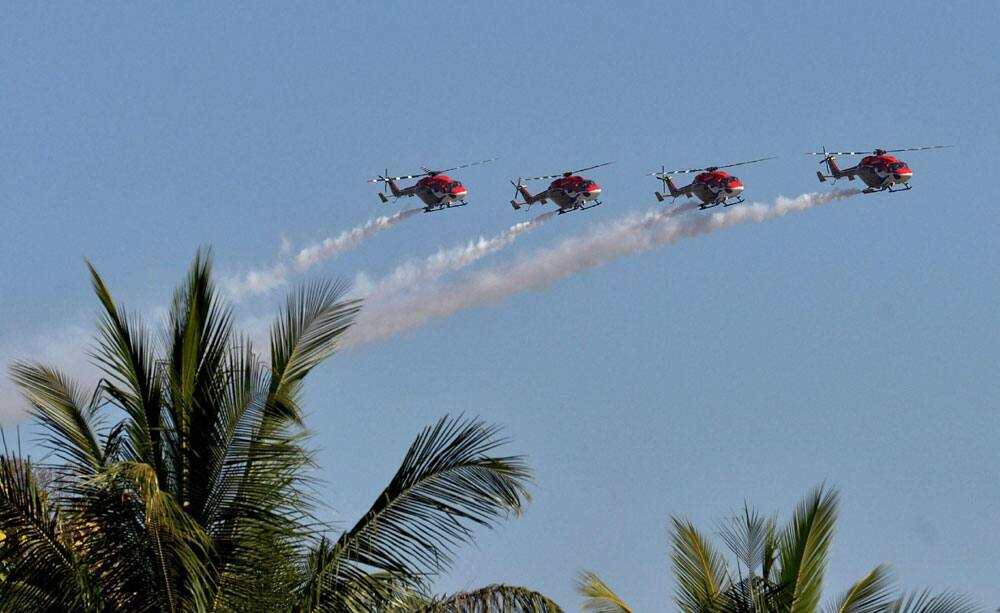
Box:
667;176;682;197
825;156;842;177
510;179;537;209
387;179;403;198
817;154;844;181
657;175;681;199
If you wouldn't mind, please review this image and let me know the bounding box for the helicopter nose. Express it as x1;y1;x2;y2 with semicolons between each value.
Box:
456;188;468;198
894;168;913;181
728;183;744;195
585;185;602;198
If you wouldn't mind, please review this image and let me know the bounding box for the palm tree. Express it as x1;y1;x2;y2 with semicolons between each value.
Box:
0;251;561;612
577;486;979;613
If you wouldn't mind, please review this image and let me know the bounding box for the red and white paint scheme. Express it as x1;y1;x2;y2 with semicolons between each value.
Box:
650;157;775;209
807;146;951;194
368;158;496;212
510;162;613;214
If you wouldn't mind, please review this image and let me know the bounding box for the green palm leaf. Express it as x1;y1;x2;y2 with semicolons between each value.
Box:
94;461;216;612
778;486;838;613
267;280;361;426
410;583;563;612
332;415;530;575
576;571;634;613
88;259;165;473
8;363;104;475
0;455;97;611
886;589;982;613
826;564;895;613
718;504;777;579
671;516;728;613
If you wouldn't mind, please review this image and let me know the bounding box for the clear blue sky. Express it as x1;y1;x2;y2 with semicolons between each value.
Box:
2;2;998;609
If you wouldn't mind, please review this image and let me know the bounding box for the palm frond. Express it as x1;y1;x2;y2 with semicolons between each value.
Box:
718;504;776;579
8;363;104;475
267;280;360;426
290;540;420;613
94;461;215;612
206;340;321;612
88;260;165;472
576;571;633;613
671;516;728;613
329;415;530;578
412;583;563;613
886;589;982;613
163;249;235;511
0;455;98;611
826;564;895;613
778;486;839;613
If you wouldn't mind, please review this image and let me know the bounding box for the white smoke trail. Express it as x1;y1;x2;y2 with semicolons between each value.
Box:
357;210;558;300
294;208;423;272
225;208;421;300
345;190;860;347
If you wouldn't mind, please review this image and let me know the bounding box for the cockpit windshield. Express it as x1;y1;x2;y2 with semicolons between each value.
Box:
448;181;462;188
579;181;594;189
888;163;904;171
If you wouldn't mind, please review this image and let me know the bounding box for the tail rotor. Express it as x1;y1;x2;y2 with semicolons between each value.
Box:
510;178;525;210
377;168;391;202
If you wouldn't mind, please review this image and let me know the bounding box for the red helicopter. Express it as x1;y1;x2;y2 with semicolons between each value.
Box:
649;157;775;209
367;158;496;212
510;162;614;214
806;145;952;194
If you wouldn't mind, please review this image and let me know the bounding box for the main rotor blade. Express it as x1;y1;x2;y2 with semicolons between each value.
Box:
520;173;561;182
523;161;615;182
804;150;871;156
805;145;953;157
650;166;707;176
650;156;774;176
435;157;500;174
715;156;777;169
881;144;954;154
367;172;427;183
571;161;615;174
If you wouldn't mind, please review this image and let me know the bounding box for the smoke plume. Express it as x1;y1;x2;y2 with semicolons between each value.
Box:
225;208;421;300
294;208;423;272
357;210;557;300
345;190;859;347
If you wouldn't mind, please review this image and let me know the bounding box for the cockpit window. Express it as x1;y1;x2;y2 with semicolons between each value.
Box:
888;163;903;171
448;181;461;188
579;181;594;189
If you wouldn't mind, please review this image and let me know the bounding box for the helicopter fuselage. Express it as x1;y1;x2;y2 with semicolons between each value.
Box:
388;174;469;210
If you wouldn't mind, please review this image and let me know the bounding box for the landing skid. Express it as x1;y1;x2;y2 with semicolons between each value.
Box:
698;196;744;210
559;200;603;214
862;183;911;195
424;201;469;213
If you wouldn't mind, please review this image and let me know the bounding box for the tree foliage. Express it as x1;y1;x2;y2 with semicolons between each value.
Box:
578;487;980;613
0;251;558;612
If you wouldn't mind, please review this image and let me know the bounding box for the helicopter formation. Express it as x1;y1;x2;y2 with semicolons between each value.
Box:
367;145;951;214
